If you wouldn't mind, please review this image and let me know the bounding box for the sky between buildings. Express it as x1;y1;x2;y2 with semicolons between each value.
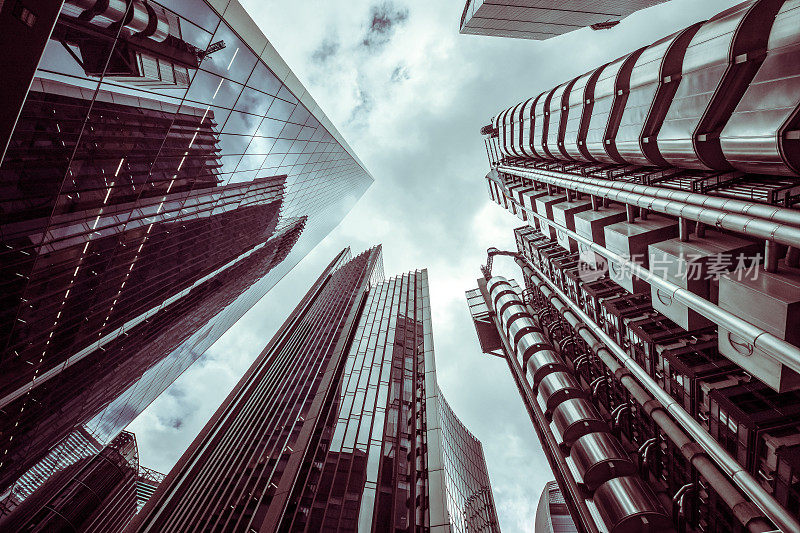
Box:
127;0;743;530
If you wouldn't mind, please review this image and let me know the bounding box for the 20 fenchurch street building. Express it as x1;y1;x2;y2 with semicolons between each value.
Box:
0;0;372;500
129;246;501;533
469;0;800;532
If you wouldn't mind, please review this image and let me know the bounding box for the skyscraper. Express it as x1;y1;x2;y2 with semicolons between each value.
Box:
468;1;800;532
0;426;103;517
535;481;578;533
459;0;671;40
0;0;372;496
0;430;144;533
129;247;500;533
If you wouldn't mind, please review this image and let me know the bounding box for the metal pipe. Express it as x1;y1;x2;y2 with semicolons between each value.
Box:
696;221;706;238
480;283;602;533
679;217;691;242
512;256;793;533
498;164;800;231
787;247;800;268
499;165;800;249
495;179;800;378
765;241;780;273
626;204;636;223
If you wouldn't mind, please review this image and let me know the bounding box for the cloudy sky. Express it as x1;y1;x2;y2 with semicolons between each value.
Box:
128;0;741;530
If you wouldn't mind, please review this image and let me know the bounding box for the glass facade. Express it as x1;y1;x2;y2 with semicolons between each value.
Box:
130;248;499;533
0;0;371;498
0;430;140;533
534;481;578;533
0;426;102;516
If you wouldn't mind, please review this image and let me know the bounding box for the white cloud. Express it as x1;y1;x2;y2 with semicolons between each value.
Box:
130;0;745;531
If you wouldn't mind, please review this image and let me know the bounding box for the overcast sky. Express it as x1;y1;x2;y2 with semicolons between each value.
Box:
127;1;741;530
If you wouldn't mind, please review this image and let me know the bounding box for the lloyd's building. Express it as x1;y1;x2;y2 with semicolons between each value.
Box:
0;0;371;507
468;0;800;532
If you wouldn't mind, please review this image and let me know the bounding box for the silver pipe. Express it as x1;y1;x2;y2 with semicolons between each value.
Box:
787;247;800;268
765;241;780;273
483;282;603;533
679;217;691;242
626;204;636;223
514;256;797;533
499;165;800;249
496;178;800;376
696;221;706;238
498;163;800;230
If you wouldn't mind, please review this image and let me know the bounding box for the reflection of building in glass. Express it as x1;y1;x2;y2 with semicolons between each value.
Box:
459;0;670;40
0;427;165;530
535;481;578;533
0;0;372;507
136;467;166;513
469;3;800;532
0;426;102;517
130;247;500;532
0;430;142;533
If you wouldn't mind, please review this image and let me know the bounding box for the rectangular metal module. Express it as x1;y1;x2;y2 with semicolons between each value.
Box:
604;215;677;293
552;200;592;252
648;233;757;329
718;265;800;392
459;0;672;40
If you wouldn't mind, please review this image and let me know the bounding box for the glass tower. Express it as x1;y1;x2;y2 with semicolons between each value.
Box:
129;247;500;533
0;430;141;533
534;481;578;533
0;0;372;497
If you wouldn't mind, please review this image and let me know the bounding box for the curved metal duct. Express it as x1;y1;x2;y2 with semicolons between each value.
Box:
525;349;566;387
593;475;674;533
515;255;797;532
719;0;800;176
571;432;636;492
537;371;585;415
614;23;701;167
486;276;671;530
489;0;800;177
551;398;607;447
656;0;785;171
563;64;607;162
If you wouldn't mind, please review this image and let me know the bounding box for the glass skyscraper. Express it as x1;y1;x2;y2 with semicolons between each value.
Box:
129;246;500;533
535;481;578;533
0;0;372;500
0;430;143;533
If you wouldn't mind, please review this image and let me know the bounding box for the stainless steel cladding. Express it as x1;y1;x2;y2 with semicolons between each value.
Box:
656;1;784;170
483;276;670;531
537;371;585;415
592;476;674;533
524;349;567;386
551;398;608;446
720;0;800;175
490;0;800;178
563;67;605;161
614;25;700;166
570;432;637;491
583;52;643;163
